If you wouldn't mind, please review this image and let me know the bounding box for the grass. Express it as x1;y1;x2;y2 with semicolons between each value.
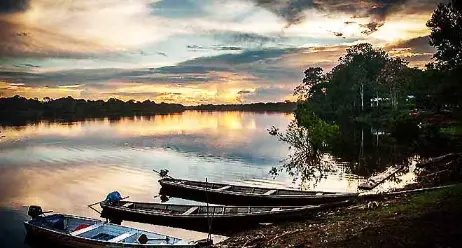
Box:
219;184;462;248
440;125;462;136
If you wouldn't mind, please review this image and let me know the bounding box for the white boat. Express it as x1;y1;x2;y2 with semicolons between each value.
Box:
24;206;200;247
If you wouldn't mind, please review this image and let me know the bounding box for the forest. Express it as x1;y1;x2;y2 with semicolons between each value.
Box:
0;96;185;124
270;0;462;182
187;101;297;112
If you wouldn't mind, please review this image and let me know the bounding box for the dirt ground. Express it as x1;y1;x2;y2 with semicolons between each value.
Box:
216;184;462;248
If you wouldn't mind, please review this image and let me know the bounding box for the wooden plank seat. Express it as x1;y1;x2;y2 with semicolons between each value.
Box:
122;203;134;208
263;189;277;195
70;223;103;236
215;185;231;191
108;231;137;242
182;206;199;215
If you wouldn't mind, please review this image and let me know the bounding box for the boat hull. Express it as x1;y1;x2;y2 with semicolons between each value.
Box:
100;201;350;234
24;220;195;248
159;179;358;206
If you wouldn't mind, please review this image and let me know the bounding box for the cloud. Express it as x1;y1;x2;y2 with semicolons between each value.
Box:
387;35;434;53
0;19;113;59
385;35;435;67
239;87;294;102
187;45;243;52
238;90;253;94
360;22;385;35
156;51;168;57
0;0;30;13
0;0;179;60
14;63;40;68
248;0;440;32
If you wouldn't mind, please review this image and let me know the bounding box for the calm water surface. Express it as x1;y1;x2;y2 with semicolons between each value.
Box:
0;111;416;247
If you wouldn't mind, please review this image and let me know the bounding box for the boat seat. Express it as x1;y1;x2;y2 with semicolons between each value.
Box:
271;208;281;212
182;206;199;215
108;231;137;242
216;185;231;191
263;189;277;195
70;223;103;236
122;203;134;208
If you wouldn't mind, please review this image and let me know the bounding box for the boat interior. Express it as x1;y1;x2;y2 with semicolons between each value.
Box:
29;214;186;245
115;201;308;215
167;179;340;196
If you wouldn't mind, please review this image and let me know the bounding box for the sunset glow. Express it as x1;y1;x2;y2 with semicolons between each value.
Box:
0;0;441;104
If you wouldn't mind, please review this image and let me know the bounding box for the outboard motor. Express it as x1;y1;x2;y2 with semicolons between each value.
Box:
103;191;123;206
28;205;43;219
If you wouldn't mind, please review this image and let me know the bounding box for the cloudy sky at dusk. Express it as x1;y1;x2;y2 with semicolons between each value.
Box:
0;0;441;104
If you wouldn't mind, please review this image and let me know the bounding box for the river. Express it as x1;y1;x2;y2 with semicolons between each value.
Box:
0;111;418;247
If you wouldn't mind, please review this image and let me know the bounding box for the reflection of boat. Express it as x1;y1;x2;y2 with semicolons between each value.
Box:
100;200;351;233
159;178;359;206
24;206;196;248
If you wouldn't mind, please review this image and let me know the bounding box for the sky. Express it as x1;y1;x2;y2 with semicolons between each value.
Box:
0;0;442;105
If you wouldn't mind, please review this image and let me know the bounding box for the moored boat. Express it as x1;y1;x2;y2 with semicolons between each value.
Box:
100;200;351;233
24;206;198;248
159;178;359;206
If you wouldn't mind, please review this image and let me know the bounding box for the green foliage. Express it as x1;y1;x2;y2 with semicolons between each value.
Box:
295;43;398;123
427;0;462;69
295;102;339;153
440;125;462;136
426;1;462;112
268;105;338;183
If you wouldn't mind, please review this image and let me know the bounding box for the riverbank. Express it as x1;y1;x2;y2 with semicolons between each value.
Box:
217;184;462;248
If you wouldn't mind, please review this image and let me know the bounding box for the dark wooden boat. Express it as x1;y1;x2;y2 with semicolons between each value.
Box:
159;178;359;206
24;206;197;248
100;200;351;233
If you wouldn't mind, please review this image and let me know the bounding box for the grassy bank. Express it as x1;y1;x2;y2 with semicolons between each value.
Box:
440;125;462;136
217;184;462;248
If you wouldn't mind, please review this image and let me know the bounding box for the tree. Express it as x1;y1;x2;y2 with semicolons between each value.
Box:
339;43;388;113
427;0;462;69
294;67;326;101
297;43;390;122
377;57;409;110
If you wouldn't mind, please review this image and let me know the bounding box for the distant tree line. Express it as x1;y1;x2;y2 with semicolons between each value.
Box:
0;96;297;125
0;95;185;124
187;101;297;112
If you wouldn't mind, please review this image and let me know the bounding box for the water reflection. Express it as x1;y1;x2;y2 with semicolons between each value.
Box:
0;111;432;247
0;111;292;247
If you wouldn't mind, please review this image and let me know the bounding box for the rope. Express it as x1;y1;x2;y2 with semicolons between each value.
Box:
205;178;213;247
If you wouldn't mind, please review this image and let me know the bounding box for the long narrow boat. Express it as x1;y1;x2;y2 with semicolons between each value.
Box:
24;206;198;248
100;200;351;233
159;178;359;206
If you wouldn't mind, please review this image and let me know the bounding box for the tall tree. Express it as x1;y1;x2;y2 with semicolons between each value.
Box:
330;44;388;115
427;0;462;69
377;57;409;110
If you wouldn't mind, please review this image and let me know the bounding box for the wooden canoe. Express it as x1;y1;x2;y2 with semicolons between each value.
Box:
24;209;196;247
159;178;358;206
100;200;351;233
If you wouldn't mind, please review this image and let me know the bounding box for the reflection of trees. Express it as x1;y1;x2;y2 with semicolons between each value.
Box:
270;118;424;185
268;120;336;185
328;121;416;177
271;116;462;186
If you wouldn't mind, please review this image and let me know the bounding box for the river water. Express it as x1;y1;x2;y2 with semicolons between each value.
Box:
0;111;417;247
